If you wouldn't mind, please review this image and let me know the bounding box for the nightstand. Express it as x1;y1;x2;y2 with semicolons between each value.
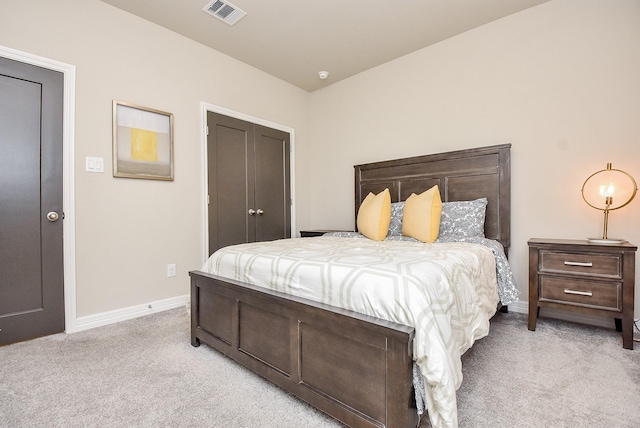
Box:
528;238;636;349
300;230;352;238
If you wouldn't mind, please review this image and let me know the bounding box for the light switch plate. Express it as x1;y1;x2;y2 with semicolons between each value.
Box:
86;157;104;173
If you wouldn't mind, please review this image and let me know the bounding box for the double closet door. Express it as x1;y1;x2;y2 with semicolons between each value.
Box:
207;112;291;255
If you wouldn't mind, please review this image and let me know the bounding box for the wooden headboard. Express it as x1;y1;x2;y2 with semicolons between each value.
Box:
354;144;511;251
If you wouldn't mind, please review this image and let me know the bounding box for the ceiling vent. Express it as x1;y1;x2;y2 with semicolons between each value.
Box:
203;0;247;26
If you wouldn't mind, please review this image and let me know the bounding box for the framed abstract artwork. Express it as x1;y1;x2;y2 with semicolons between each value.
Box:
112;100;174;180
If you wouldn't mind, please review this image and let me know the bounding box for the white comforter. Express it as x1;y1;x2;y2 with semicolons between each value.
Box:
202;236;500;428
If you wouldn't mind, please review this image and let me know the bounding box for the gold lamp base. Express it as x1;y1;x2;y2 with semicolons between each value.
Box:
587;237;626;244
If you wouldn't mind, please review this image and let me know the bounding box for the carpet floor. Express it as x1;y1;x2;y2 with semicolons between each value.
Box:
1;308;638;427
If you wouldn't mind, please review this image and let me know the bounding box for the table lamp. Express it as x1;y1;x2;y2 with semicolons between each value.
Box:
581;163;637;244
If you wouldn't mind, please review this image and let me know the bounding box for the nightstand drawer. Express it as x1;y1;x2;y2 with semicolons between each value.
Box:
539;276;621;311
539;250;621;278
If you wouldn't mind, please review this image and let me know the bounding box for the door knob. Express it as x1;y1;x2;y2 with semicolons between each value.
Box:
248;209;256;216
256;209;264;215
47;212;59;222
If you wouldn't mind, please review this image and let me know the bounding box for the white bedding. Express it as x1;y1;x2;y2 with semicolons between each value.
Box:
202;236;500;428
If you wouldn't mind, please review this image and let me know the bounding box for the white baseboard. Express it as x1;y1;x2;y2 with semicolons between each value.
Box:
74;294;189;333
504;301;528;314
72;295;618;333
503;300;616;330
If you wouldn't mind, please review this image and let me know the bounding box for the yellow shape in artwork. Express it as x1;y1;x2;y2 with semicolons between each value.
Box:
130;128;158;162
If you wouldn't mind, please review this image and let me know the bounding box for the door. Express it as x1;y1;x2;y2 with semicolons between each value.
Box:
254;125;291;242
0;57;65;345
207;112;291;255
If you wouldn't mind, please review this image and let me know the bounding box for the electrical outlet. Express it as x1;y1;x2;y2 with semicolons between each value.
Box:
167;263;176;278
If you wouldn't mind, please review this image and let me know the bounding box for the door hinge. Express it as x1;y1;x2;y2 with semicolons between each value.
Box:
206;125;209;136
207;195;210;205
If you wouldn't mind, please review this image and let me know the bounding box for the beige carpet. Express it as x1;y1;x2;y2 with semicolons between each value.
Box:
0;308;638;427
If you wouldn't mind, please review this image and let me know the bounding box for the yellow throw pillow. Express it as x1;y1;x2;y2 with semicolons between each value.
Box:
357;188;391;241
402;185;443;243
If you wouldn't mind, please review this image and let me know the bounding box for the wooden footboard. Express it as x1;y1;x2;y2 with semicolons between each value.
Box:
190;270;419;428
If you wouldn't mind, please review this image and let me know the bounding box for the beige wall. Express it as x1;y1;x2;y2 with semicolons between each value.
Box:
0;0;310;318
2;0;639;323
307;0;640;318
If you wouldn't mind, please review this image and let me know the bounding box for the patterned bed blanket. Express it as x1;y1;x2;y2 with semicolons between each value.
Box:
202;236;516;428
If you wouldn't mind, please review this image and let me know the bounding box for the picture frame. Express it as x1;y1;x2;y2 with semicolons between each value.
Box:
112;100;174;181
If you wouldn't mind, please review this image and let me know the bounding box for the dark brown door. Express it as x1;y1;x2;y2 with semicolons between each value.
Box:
254;125;291;243
0;57;65;345
207;112;290;255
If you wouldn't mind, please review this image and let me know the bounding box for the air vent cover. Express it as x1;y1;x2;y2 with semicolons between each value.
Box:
203;0;247;26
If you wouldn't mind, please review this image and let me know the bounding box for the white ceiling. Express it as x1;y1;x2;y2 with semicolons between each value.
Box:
100;0;550;92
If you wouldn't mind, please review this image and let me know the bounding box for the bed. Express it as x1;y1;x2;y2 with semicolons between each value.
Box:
190;144;515;428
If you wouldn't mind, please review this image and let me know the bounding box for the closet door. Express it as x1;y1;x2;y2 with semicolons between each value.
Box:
207;112;290;255
208;113;255;254
254;125;291;242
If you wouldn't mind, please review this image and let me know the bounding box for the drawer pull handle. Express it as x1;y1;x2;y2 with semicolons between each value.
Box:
563;289;593;297
564;261;593;267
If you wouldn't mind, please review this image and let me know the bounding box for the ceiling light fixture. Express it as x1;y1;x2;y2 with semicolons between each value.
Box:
318;71;329;80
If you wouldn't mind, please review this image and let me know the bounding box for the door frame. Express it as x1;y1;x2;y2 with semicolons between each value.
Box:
200;102;296;263
0;45;78;333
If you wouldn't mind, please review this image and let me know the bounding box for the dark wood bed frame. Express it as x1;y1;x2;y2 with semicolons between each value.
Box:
190;144;511;428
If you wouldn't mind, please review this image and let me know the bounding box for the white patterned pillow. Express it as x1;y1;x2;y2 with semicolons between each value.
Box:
388;202;404;236
438;198;488;238
387;197;488;238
